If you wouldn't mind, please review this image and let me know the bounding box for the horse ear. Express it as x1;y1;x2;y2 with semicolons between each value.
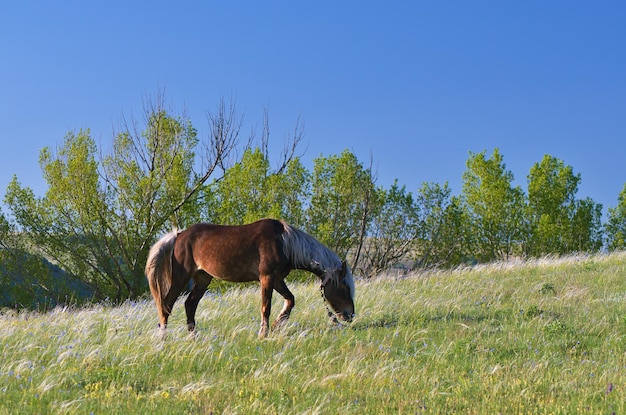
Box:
320;272;332;287
341;261;347;275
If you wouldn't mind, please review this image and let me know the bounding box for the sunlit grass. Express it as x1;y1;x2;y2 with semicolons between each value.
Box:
1;253;626;414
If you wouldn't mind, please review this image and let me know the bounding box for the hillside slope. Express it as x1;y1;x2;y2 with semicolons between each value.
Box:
1;253;625;414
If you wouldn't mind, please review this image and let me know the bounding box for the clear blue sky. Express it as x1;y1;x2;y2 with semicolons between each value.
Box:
2;1;625;214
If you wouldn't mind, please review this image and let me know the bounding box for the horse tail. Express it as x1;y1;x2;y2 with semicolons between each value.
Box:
145;231;178;327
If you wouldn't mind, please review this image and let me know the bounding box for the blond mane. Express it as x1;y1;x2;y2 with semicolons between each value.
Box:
280;221;355;298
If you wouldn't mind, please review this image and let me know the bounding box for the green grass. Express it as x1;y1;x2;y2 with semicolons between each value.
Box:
2;253;626;414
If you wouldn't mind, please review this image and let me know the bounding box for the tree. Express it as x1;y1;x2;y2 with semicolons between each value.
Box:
360;181;419;276
5;130;114;297
526;155;602;255
206;147;309;226
306;150;376;271
606;183;626;251
4;95;239;301
0;210;91;309
0;210;56;308
569;197;603;252
264;155;310;227
203;107;308;226
414;182;470;268
207;148;271;224
462;149;526;262
526;155;579;255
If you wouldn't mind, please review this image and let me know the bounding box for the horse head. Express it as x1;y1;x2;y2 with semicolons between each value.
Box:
320;261;355;323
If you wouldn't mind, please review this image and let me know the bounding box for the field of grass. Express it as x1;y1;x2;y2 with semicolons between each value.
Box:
1;253;626;414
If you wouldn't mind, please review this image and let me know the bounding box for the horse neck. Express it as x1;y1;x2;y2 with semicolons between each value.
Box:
298;261;325;278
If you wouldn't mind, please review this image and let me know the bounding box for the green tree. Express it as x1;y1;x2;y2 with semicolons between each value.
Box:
462;149;526;262
569;197;603;252
265;155;310;227
415;182;470;268
207;148;270;224
0;211;90;309
5;130;112;297
206;147;309;226
0;210;60;308
360;181;419;276
526;155;579;255
606;183;626;251
307;150;376;270
526;155;602;255
5;96;239;301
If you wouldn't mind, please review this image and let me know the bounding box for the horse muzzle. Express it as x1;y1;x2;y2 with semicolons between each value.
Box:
342;310;354;323
329;310;354;323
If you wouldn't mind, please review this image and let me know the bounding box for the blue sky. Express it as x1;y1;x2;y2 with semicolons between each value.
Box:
1;1;625;214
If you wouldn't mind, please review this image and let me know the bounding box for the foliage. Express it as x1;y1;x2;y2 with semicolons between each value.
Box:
605;183;626;251
4;96;237;301
306;150;376;269
0;210;80;309
360;180;419;276
104;108;201;230
569;197;603;252
414;182;470;268
5;131;113;298
1;92;622;306
206;148;309;226
526;155;603;255
527;155;579;254
462;149;526;262
1;254;625;414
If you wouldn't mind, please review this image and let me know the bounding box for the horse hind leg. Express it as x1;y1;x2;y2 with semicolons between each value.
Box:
160;283;185;330
272;279;295;330
185;272;212;332
258;275;275;338
158;267;190;331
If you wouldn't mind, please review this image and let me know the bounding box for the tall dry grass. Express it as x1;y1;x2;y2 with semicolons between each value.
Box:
1;253;626;414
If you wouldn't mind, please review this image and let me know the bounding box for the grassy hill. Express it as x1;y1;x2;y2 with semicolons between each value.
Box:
1;253;625;414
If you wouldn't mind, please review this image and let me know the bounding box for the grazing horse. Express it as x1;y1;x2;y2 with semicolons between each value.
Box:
145;219;355;338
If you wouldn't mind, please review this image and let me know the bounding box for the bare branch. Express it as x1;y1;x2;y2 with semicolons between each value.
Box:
276;113;306;174
164;95;244;222
261;106;270;160
204;95;243;175
352;151;376;272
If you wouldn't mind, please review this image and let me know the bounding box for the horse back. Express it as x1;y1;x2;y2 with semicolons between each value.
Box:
173;219;290;282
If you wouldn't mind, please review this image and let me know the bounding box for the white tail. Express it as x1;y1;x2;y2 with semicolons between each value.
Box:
145;231;178;327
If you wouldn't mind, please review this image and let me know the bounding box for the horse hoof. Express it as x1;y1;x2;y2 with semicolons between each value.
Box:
272;316;289;331
157;326;167;340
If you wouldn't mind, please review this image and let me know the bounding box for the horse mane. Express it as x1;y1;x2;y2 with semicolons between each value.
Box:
280;221;341;271
280;220;355;298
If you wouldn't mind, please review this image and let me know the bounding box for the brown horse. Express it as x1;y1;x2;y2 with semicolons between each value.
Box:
145;218;355;337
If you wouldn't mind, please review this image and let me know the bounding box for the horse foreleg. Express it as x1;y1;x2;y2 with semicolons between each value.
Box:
272;279;295;330
259;275;274;338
